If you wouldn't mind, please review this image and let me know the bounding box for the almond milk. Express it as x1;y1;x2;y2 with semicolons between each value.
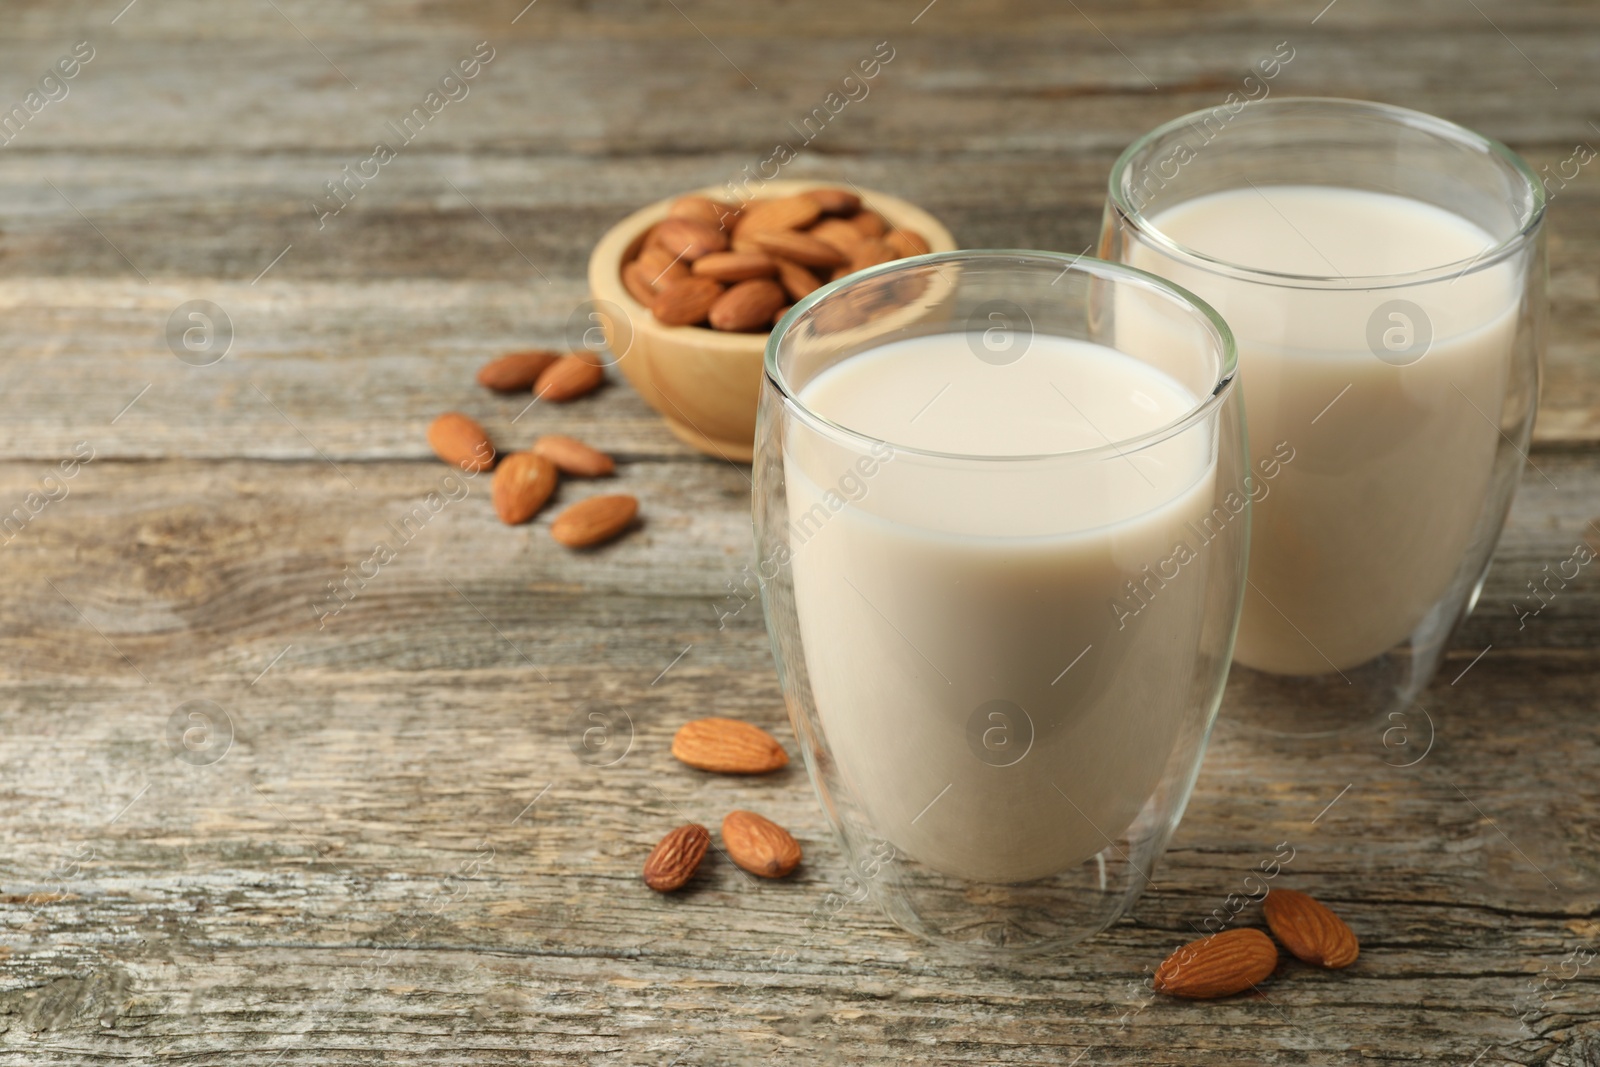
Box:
785;332;1218;883
1130;186;1520;674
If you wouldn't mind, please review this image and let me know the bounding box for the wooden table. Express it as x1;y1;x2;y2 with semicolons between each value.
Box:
2;1;1597;1062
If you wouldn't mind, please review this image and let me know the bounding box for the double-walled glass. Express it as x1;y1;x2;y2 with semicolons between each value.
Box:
753;252;1248;952
1102;98;1546;734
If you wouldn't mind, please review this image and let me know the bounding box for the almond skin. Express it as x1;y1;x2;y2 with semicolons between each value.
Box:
667;195;733;229
621;261;659;305
750;229;846;269
735;195;822;237
805;187;862;216
709;278;787;333
636;243;691;287
672;717;789;774
885;228;931;258
477;349;560;392
848;238;897;273
427;412;495;472
643;823;711;892
692;251;779;283
1263;888;1359;969
533;355;605;402
850;210;887;237
551;494;638;548
491;452;558;525
652;276;725;327
1153;928;1279;999
810;218;865;255
722;810;802;878
533;434;615;477
649;218;727;262
774;257;822;302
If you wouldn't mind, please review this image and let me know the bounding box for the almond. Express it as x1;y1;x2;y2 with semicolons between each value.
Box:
649;218;727;262
427;412;495;472
750;229;846;269
643;823;711;892
773;304;792;327
636;243;691;287
850;209;887;237
533;434;615;477
806;187;861;216
621;260;659;305
708;278;786;333
1263;888;1359;969
491;452;558;525
672;717;789;774
885;228;931;258
1153;928;1279;999
667;195;733;229
722;810;802;878
534;355;606;402
652;276;725;326
476;349;560;392
848;238;897;274
692;251;778;283
809;217;865;255
774;257;822;302
735;195;822;236
551;493;638;548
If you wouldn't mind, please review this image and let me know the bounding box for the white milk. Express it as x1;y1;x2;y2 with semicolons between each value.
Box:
785;333;1217;883
1130;186;1519;674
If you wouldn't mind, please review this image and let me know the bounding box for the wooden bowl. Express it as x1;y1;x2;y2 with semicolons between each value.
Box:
587;180;957;463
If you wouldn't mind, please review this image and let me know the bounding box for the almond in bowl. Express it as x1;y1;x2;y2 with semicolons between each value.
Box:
586;181;956;463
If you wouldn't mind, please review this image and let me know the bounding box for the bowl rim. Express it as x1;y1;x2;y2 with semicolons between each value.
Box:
586;179;960;351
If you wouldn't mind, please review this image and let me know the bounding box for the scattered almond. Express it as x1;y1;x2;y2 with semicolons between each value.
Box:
491;452;558;525
1153;928;1279;999
652;276;725;327
693;251;779;283
534;355;606;402
722;810;802;878
427;412;495;473
533;434;615;477
649;218;727;262
750;229;846;269
551;493;638;548
773;304;792;326
643;823;711;892
1263;888;1359;969
709;278;787;333
672;717;789;775
476;350;560;392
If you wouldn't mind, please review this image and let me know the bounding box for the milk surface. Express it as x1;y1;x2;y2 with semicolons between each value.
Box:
1132;186;1518;673
786;333;1218;882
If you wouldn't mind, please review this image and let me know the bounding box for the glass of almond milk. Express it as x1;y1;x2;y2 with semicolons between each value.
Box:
753;252;1249;951
1104;98;1546;735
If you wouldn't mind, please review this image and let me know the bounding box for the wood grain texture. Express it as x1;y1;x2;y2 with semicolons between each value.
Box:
1;1;1598;1063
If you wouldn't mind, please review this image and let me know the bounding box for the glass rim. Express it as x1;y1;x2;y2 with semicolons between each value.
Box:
1106;96;1547;290
764;249;1239;464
